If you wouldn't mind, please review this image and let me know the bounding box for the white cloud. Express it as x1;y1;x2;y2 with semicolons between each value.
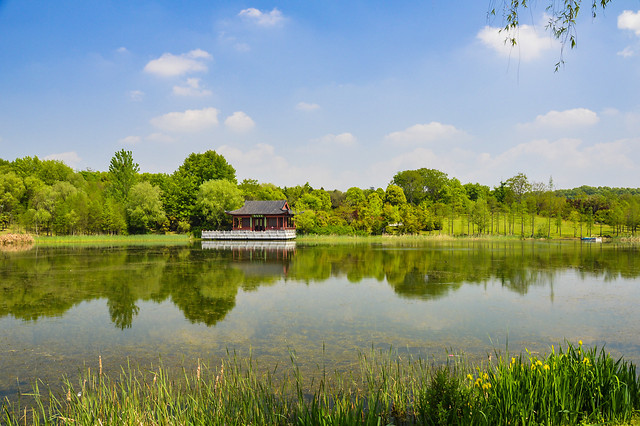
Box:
116;47;129;54
218;143;290;183
129;90;144;101
224;111;256;132
315;132;357;147
150;107;219;132
218;143;349;189
617;46;635;57
118;135;141;145
521;108;600;129
618;10;640;36
238;8;285;27
385;122;468;145
44;152;82;168
146;133;175;143
477;24;557;61
144;49;212;77
218;31;251;52
173;78;212;97
369;134;640;190
296;102;321;111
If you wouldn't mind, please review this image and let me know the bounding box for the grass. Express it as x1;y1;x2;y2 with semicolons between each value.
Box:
33;233;191;246
2;342;639;425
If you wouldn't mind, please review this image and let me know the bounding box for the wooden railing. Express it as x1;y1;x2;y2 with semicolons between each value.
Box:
201;229;296;240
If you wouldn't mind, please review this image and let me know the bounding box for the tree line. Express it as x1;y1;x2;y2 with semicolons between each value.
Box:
1;150;639;237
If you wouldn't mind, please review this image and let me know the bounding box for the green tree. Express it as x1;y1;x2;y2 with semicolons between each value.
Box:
0;172;25;229
166;151;236;226
296;190;331;211
108;149;139;201
384;184;407;206
176;150;236;184
239;179;286;201
197;180;243;230
392;168;450;205
126;182;166;233
102;198;127;235
391;169;423;204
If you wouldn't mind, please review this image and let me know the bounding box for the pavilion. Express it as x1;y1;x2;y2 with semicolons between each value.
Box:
201;200;296;240
227;200;295;231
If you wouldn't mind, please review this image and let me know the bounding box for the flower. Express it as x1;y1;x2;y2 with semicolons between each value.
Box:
467;374;474;381
543;364;550;371
579;340;583;346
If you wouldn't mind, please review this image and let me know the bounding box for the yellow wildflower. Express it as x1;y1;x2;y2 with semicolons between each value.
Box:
467;374;474;381
543;364;550;371
579;340;583;346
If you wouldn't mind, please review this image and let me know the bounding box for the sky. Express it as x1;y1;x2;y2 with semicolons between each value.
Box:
1;0;639;191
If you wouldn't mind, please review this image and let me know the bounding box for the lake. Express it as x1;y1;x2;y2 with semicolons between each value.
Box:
1;239;639;402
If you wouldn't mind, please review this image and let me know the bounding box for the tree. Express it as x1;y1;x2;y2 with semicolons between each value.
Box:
0;172;25;229
296;190;331;211
505;173;531;203
197;180;243;230
392;170;424;204
384;184;407;206
167;151;237;226
127;182;166;233
491;0;613;70
108;149;139;201
175;150;236;184
392;168;450;205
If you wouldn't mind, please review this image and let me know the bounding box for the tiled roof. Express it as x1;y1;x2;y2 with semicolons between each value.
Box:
226;200;293;215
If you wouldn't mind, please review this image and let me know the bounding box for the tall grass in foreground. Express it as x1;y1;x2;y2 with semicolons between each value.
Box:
2;342;639;425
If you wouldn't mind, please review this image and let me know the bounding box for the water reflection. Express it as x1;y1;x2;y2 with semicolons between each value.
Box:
0;241;638;329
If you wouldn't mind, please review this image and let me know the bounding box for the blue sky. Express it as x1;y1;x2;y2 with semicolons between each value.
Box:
1;1;639;191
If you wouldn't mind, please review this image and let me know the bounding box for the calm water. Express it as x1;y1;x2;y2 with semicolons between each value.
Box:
1;239;639;401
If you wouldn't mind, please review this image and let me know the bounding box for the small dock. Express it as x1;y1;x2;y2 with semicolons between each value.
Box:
201;230;296;240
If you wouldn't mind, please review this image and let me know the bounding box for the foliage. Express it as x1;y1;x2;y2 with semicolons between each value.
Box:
490;0;614;70
108;149;139;201
239;179;286;201
197;179;244;230
165;151;237;227
126;182;166;233
3;149;640;239
3;341;638;425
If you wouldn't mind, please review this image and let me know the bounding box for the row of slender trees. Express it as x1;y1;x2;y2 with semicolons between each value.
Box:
1;151;639;237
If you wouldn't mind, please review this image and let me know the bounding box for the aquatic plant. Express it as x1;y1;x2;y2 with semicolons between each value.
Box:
2;342;639;425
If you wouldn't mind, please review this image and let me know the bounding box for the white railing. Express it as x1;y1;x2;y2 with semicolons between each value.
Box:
201;229;296;240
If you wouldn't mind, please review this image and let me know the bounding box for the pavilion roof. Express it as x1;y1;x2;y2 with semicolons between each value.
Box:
226;200;294;216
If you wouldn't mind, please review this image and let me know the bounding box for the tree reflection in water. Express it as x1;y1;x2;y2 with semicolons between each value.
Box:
0;240;638;328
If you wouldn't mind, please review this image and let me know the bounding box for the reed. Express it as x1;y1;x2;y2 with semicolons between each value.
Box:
0;233;34;245
2;342;639;425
